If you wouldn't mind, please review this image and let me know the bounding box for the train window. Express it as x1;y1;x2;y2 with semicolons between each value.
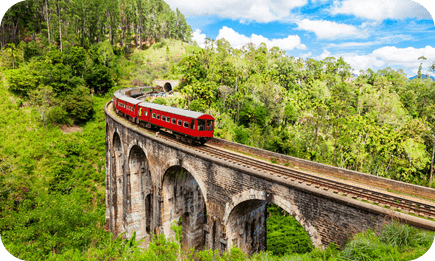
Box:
162;116;166;121
183;121;189;128
177;120;182;126
157;114;160;120
166;117;171;123
207;120;214;131
146;111;148;116
190;119;195;130
172;118;176;124
152;113;156;118
197;119;205;131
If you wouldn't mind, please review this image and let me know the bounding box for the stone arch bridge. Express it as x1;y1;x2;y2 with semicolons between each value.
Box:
105;101;435;254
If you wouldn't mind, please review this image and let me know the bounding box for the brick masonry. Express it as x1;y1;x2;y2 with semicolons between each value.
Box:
154;80;180;92
105;101;435;253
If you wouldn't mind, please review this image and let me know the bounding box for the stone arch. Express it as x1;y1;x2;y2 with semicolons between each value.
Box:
223;190;322;254
160;159;208;203
111;132;124;237
163;82;172;92
127;145;152;240
126;139;147;158
161;166;207;250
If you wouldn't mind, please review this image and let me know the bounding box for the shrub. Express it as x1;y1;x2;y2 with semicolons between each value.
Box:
220;247;247;261
266;204;313;256
414;230;435;248
6;66;40;95
153;97;167;105
379;221;417;247
62;87;94;124
85;64;114;94
340;229;389;261
47;106;72;126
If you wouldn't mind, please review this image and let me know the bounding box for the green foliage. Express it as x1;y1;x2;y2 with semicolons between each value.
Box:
47;106;72;126
49;63;84;93
4;192;106;260
340;229;388;261
66;45;88;77
28;85;57;122
379;221;418;247
153;97;168;105
174;40;435;186
266;204;313;256
5;66;40;95
61;86;94;124
1;0;192;52
85;63;115;94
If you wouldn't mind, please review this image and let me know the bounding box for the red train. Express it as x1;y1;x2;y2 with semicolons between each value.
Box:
113;88;215;145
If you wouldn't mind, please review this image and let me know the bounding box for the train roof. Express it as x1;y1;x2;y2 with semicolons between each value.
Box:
115;93;142;105
139;102;214;120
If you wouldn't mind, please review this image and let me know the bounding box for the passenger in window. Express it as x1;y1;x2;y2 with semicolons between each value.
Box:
198;120;205;131
207;121;213;131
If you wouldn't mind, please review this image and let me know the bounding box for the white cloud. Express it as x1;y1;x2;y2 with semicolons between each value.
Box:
166;0;308;23
300;52;313;59
327;42;377;49
296;19;362;39
313;50;385;73
316;46;435;77
216;26;307;51
314;49;332;60
341;54;385;72
371;45;435;68
192;29;207;48
329;0;432;21
326;34;413;49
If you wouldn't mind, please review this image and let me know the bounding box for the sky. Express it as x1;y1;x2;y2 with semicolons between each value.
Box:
166;0;435;78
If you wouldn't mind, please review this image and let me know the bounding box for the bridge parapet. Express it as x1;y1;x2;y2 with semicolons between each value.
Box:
209;138;435;201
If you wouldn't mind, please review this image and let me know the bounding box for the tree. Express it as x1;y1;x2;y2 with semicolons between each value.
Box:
28;85;56;122
417;56;427;79
430;61;435;77
62;86;94;123
85;63;114;94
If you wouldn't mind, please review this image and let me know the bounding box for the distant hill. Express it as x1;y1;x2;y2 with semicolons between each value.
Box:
409;74;435;81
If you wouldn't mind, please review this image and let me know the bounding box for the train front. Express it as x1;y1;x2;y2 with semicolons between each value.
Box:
196;114;215;143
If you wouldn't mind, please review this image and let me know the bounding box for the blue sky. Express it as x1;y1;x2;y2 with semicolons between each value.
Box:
165;0;435;78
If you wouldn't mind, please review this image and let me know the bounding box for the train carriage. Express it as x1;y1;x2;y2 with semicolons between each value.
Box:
137;102;214;144
114;92;142;121
113;89;215;145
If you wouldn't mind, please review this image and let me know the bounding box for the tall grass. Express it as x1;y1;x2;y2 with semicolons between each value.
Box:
379;221;417;247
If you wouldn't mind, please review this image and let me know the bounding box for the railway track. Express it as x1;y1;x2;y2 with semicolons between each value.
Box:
198;145;435;219
113;105;435;221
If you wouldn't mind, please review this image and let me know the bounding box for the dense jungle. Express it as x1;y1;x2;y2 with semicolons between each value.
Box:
0;0;434;260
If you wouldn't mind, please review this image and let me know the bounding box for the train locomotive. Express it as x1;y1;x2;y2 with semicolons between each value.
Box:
113;88;215;145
